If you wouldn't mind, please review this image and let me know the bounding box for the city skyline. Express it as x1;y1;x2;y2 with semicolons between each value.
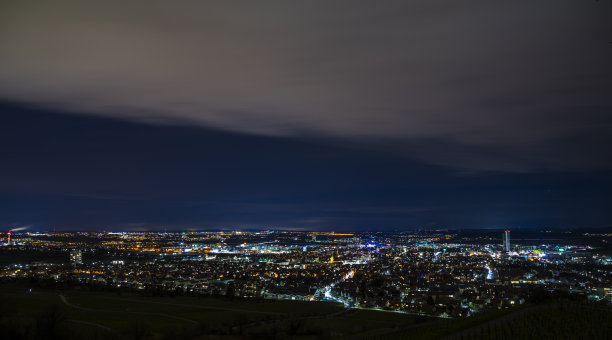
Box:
1;2;611;337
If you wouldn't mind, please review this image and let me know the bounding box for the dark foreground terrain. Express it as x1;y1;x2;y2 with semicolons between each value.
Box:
0;284;609;340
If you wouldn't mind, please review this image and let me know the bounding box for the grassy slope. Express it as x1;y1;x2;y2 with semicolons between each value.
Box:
7;285;603;340
1;285;429;339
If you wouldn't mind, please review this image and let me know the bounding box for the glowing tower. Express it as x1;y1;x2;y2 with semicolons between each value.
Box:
503;230;510;252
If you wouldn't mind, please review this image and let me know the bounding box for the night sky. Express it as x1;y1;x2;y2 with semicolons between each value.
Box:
1;1;611;231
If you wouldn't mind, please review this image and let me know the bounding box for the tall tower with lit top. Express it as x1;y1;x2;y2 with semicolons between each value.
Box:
503;230;510;252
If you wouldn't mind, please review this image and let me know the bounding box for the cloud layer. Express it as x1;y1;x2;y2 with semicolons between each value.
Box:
1;0;611;171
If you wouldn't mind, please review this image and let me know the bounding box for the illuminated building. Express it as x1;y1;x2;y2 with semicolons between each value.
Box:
70;250;83;265
503;230;510;252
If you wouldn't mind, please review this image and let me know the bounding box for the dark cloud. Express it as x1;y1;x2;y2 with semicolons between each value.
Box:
1;0;611;171
2;105;612;230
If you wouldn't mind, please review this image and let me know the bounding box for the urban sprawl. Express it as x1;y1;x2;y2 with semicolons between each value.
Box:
1;230;611;318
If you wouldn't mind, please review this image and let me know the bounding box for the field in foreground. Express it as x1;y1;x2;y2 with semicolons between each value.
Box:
0;285;609;340
0;285;433;339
